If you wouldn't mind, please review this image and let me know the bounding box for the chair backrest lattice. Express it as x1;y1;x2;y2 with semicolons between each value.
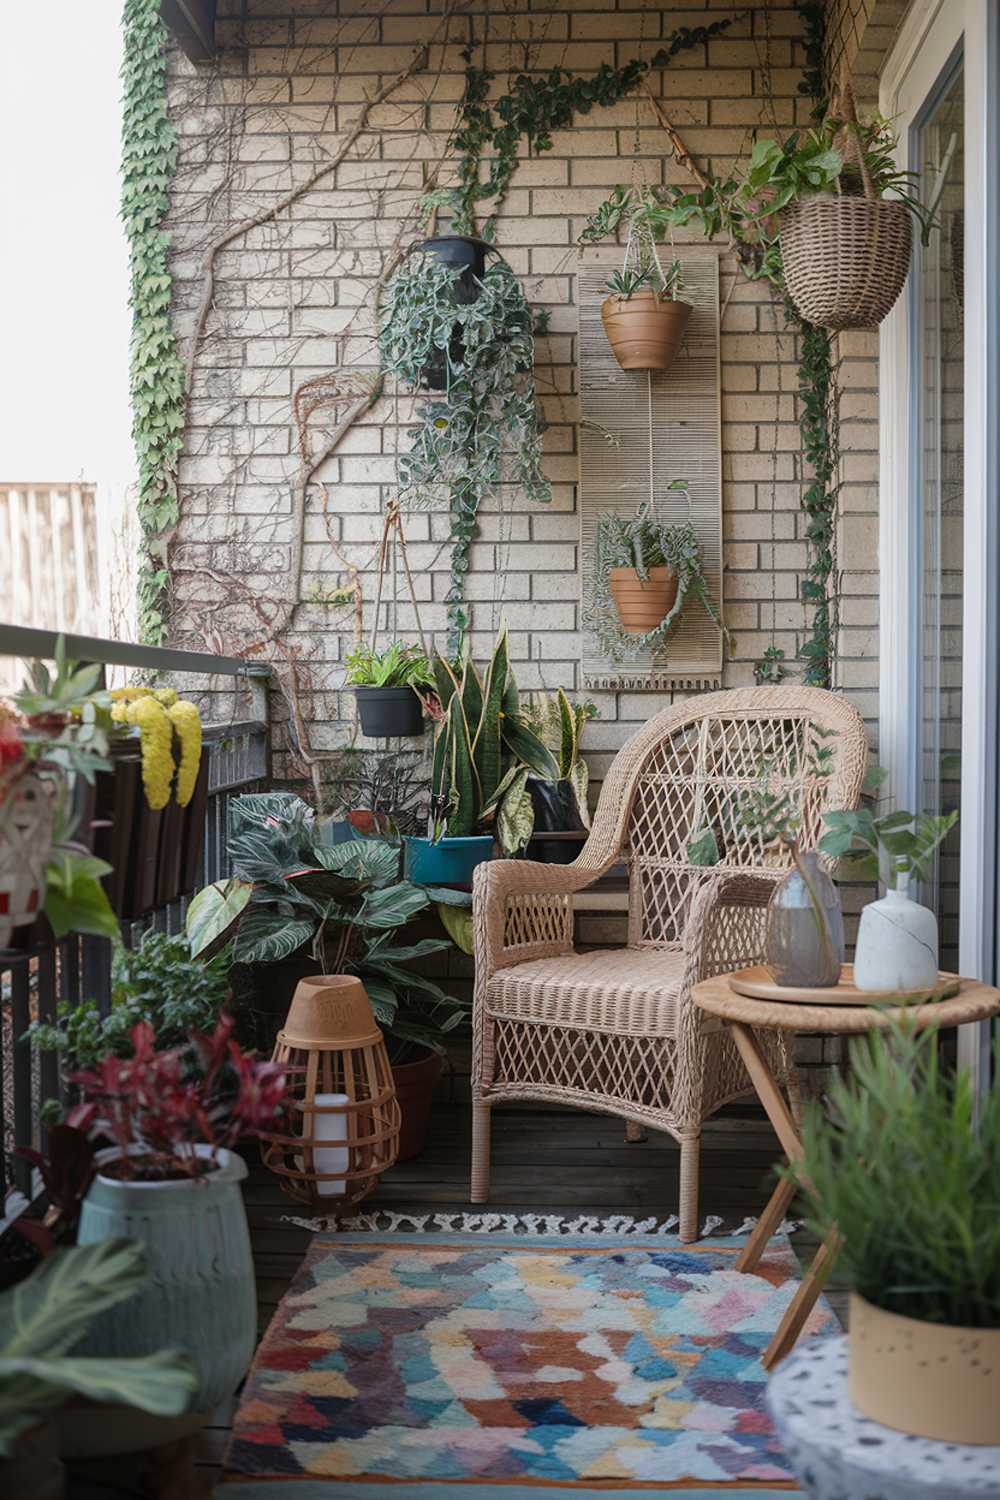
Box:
587;688;869;951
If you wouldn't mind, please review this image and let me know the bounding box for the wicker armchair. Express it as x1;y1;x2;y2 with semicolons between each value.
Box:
470;686;869;1241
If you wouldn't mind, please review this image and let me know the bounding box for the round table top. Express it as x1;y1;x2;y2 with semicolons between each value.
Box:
768;1336;1000;1497
691;972;1000;1033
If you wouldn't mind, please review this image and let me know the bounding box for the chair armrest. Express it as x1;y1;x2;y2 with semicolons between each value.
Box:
682;870;782;987
473;858;602;979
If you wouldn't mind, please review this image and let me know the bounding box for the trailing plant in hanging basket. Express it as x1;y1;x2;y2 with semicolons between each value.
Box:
652;100;934;330
585;494;725;663
379;252;551;653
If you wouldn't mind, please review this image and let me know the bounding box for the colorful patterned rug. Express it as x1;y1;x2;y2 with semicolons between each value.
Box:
215;1226;833;1498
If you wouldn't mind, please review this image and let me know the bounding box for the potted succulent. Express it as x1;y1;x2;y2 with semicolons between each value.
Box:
786;1021;1000;1445
518;690;597;862
379;249;550;653
588;492;725;657
66;1015;286;1425
185;795;470;1157
819;769;957;990
579;185;692;371
404;627;560;889
344;641;436;738
656;99;935;329
0;1239;196;1499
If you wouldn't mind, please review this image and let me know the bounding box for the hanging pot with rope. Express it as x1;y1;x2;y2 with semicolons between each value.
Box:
601;215;692;372
780;88;912;331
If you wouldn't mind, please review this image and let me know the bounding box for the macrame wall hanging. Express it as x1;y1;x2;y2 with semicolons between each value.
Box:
577;245;724;691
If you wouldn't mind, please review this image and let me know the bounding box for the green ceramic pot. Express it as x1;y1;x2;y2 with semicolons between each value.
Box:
75;1146;256;1418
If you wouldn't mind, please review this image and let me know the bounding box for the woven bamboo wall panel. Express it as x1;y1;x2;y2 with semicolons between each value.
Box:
577;248;724;692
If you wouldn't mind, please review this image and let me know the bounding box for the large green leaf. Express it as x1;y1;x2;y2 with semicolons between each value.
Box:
185;878;253;959
568;756;591;831
233;908;315;964
417;884;473;908
45;851;118;940
437;902;474;955
284;865;362;903
502;715;560;781
556;688;577;780
497;769;534;854
365;936;451;963
0;1349;196;1443
362;975;400;1026
445;689;479;836
313;838;400;890
361;881;430;929
473;627;507;806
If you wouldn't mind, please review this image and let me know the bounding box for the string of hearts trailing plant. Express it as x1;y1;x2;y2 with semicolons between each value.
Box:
431;17;739;241
122;0;187;645
379;251;550;654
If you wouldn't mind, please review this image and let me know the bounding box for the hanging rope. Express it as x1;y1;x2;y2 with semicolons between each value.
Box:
370;499;431;659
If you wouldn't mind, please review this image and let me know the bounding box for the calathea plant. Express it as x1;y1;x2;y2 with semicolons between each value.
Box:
429;628;560;854
586;493;726;661
379;251;551;653
185;793;468;1053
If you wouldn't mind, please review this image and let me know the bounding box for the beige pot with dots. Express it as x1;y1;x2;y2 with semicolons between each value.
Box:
848;1292;1000;1444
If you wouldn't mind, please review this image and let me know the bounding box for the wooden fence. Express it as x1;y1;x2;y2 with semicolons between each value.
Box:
0;484;101;645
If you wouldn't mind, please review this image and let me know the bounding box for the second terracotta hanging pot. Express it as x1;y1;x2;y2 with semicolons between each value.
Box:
601;293;692;371
609;565;678;634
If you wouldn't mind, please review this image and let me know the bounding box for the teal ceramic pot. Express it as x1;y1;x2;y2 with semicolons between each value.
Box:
404;834;493;889
75;1146;256;1418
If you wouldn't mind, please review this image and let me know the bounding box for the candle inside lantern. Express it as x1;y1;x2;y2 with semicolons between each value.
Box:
312;1092;349;1196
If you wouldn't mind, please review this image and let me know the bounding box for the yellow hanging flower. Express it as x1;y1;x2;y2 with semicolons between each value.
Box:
126;696;174;810
168;700;203;807
153;687;178;708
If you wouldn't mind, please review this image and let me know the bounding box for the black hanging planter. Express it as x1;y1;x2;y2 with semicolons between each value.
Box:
527;776;585;834
355;686;425;738
414;235;495;390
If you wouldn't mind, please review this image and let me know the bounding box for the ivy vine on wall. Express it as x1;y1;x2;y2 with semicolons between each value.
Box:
122;0;187;645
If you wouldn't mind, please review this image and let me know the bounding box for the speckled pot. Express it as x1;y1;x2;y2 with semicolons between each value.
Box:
849;1293;1000;1444
75;1146;256;1419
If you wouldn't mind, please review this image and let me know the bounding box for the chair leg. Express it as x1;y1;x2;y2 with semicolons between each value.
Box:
470;1101;492;1203
678;1130;701;1243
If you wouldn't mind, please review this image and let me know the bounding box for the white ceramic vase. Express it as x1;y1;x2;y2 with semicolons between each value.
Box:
853;886;938;991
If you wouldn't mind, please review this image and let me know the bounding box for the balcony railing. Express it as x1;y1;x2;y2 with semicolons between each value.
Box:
0;624;272;1202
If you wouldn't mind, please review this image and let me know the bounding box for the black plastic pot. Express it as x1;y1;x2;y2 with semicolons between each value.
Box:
527;776;585;834
355;686;424;738
415;235;494;390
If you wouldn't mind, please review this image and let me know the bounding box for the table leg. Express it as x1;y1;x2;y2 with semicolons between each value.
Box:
727;1020;838;1366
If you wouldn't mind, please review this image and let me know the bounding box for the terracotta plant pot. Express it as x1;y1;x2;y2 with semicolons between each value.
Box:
600;293;692;371
848;1292;1000;1444
391;1047;444;1161
608;565;678;634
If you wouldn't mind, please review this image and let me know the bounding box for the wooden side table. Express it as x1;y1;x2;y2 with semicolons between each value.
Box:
691;972;1000;1370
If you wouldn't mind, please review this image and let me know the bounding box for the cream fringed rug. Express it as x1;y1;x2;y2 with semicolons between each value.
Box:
215;1220;830;1497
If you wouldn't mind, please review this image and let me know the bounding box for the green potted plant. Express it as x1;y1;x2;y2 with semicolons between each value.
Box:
787;1021;1000;1445
819;770;957;991
319;746;429;838
65;1015;285;1430
404;627;560;889
654;102;935;330
588;492;725;656
0;1239;196;1498
581;186;692;371
344;641;435;738
406;233;497;388
185;795;470;1157
379;250;551;653
518;690;597;861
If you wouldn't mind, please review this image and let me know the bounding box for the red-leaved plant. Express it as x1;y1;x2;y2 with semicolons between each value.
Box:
68;1015;287;1180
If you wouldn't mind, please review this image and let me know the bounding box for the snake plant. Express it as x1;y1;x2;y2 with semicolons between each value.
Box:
519;689;597;833
429;628;559;854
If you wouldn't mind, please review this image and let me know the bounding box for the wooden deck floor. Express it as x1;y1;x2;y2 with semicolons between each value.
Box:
69;1100;835;1498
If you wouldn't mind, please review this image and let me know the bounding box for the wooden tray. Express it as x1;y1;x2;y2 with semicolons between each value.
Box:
728;963;961;1007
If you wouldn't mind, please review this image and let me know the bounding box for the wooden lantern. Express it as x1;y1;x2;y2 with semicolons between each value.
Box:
261;975;400;1211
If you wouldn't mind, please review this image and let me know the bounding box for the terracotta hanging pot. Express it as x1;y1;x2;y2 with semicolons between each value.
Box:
849;1292;1000;1444
601;293;692;371
608;565;678;634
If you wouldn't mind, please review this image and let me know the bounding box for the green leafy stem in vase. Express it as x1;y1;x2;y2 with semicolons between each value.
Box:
817;766;958;891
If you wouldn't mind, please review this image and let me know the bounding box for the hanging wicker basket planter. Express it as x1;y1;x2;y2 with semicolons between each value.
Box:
780;193;912;331
601;293;692;371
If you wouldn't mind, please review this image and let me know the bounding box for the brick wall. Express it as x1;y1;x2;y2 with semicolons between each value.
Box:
164;0;907;993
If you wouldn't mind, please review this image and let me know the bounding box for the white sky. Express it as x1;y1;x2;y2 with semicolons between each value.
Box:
1;1;133;491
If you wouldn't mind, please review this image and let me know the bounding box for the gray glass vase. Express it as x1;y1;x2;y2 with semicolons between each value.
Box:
764;850;844;988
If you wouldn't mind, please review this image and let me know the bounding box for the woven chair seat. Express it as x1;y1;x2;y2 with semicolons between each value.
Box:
486;947;687;1037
